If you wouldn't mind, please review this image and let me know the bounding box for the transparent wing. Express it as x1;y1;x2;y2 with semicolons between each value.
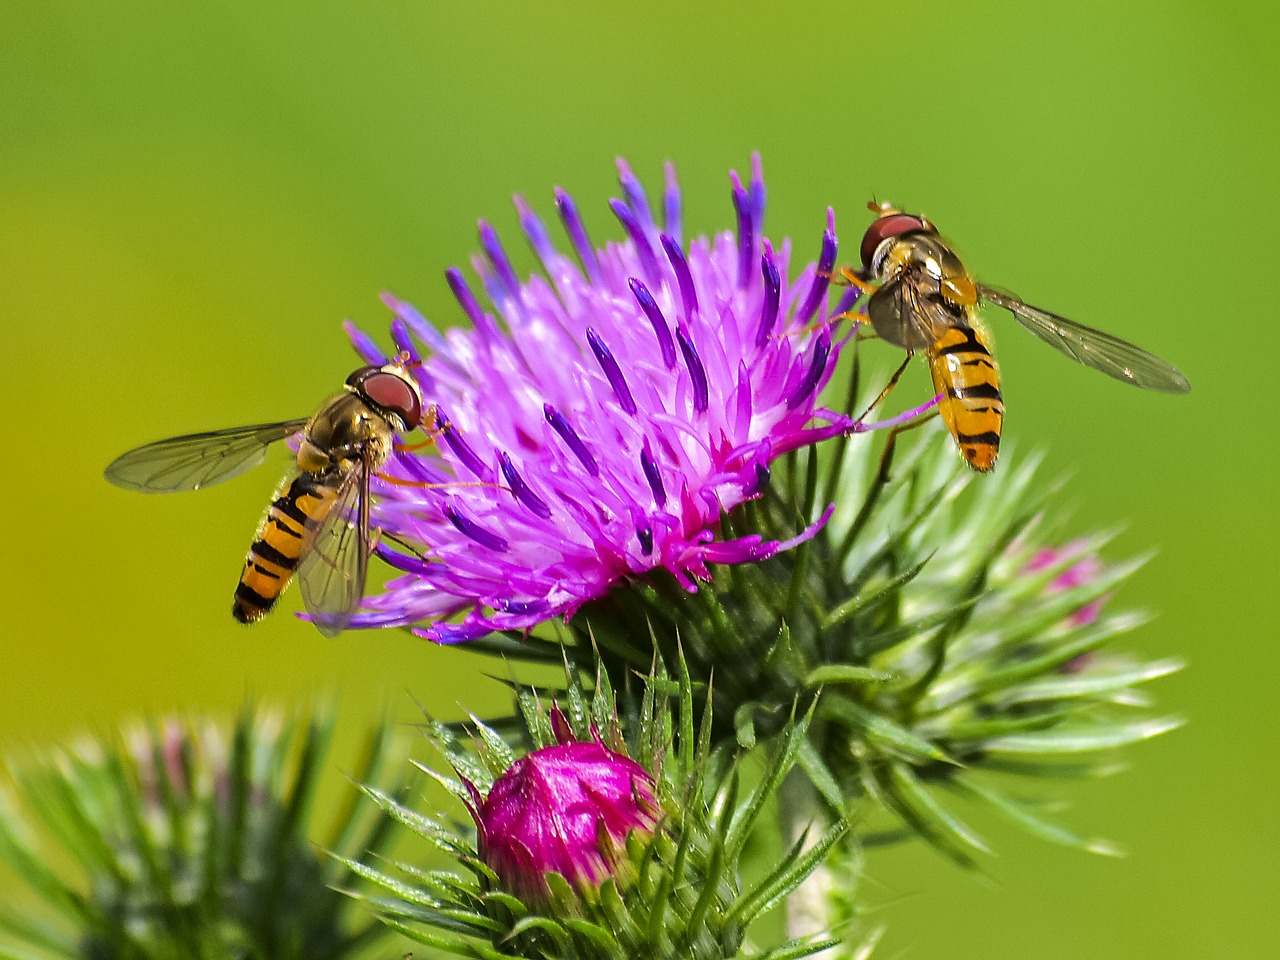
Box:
867;275;945;350
297;460;370;637
105;419;311;493
978;284;1190;393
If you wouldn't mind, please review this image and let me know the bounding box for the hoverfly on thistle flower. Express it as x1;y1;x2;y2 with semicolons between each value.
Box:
105;357;437;635
833;202;1190;471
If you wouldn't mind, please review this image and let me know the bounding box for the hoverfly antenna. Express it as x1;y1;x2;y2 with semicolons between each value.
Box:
392;350;421;369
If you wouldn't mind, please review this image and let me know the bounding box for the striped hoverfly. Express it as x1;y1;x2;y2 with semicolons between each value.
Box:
105;359;428;635
836;202;1190;471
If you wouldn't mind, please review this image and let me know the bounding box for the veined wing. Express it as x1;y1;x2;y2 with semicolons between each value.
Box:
868;274;950;349
297;459;370;637
978;284;1190;393
104;419;311;493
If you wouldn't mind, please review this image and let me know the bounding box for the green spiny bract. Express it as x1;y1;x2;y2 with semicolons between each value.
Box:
465;373;1180;866
343;656;855;960
0;705;410;960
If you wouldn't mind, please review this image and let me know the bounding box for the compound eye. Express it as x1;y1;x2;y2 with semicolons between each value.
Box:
357;370;423;429
860;213;928;270
344;364;382;388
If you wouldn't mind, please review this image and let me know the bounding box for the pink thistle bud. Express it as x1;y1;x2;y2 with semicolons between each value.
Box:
475;740;659;903
1025;542;1106;629
1025;541;1108;673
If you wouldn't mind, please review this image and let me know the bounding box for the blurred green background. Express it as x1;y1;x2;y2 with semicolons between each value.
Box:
1;0;1274;956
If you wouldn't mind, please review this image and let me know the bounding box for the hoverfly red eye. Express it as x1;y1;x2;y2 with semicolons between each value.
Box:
344;365;382;388
860;213;929;270
356;370;423;429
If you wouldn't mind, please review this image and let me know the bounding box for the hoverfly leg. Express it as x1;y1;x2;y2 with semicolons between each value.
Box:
377;474;454;489
827;307;872;329
821;266;879;295
395;412;445;453
853;393;941;434
780;316;838;339
852;352;913;425
379;529;427;561
395;435;439;453
873;407;939;480
374;474;510;494
776;268;878;341
779;303;870;340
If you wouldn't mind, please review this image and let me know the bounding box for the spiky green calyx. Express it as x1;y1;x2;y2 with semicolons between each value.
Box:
462;391;1180;863
343;656;855;960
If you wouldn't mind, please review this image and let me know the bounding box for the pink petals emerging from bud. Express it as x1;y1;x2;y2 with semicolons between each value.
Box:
1025;541;1109;673
474;740;658;903
1025;543;1107;629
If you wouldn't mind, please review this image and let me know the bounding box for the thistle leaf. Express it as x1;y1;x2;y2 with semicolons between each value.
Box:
948;775;1122;856
985;717;1184;755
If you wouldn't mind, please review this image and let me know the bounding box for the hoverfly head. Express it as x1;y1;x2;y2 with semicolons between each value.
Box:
860;202;934;276
346;362;425;432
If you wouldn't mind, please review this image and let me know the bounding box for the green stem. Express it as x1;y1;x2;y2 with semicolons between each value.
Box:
778;773;838;956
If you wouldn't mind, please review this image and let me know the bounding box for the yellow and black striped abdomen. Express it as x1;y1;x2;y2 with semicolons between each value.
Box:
233;473;339;624
929;324;1004;473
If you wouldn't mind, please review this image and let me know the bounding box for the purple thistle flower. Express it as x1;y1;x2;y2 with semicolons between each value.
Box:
473;735;658;903
348;156;863;642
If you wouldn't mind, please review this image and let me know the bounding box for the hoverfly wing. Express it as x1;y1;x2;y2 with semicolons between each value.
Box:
105;419;311;493
977;284;1190;394
296;460;371;637
867;274;941;347
866;275;907;330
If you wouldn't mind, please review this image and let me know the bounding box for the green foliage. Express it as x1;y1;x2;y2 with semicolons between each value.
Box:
0;706;408;960
477;366;1180;867
0;367;1184;960
345;655;854;960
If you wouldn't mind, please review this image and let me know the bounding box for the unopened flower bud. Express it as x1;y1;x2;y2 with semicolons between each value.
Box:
1026;542;1108;673
1026;542;1107;628
476;740;658;902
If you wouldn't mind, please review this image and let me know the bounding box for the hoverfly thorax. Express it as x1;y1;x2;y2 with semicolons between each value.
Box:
861;205;980;352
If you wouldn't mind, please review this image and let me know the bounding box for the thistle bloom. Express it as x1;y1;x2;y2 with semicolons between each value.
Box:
0;709;407;960
474;737;658;903
346;156;882;642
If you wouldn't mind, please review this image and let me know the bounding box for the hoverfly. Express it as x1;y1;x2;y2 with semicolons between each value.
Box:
105;359;428;635
837;203;1190;471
